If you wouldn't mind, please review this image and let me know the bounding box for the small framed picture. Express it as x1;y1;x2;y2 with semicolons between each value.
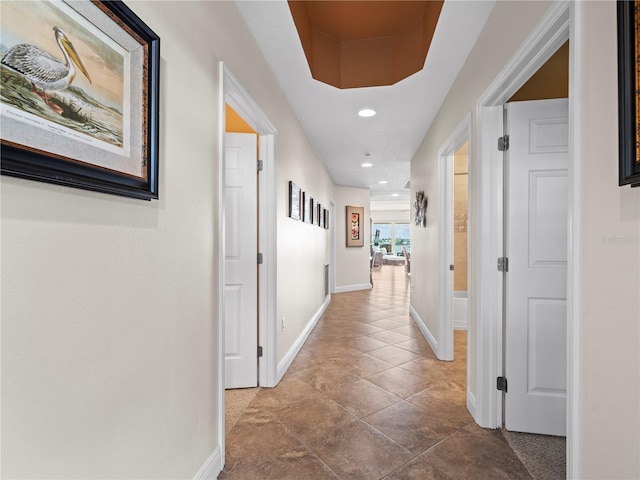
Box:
346;205;364;247
318;203;324;228
324;209;329;230
303;191;311;223
289;181;301;220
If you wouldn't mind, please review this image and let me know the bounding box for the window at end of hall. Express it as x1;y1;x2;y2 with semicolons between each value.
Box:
372;222;410;256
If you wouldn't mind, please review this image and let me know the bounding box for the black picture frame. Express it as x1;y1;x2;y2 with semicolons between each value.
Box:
1;0;160;199
618;0;640;187
302;191;311;223
289;181;301;220
317;202;323;227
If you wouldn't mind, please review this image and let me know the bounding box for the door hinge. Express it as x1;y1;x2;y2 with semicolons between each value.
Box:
257;253;263;264
497;257;509;272
449;264;454;271
257;346;263;358
497;376;508;393
257;159;264;172
498;135;509;151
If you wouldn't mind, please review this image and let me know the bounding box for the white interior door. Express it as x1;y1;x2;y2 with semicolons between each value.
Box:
505;99;568;436
224;132;258;389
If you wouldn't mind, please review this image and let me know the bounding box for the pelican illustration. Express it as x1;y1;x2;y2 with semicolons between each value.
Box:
1;26;92;113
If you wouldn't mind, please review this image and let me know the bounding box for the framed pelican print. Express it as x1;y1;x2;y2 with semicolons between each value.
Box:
618;0;640;187
0;0;160;200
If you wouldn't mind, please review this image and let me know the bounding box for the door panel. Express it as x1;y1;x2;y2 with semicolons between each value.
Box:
529;171;569;266
505;99;568;436
527;298;567;394
224;132;258;389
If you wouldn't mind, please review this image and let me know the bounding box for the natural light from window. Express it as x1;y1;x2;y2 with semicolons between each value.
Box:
372;222;410;256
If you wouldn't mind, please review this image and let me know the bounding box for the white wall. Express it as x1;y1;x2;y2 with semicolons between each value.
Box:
333;185;371;292
410;1;639;477
578;3;639;477
0;2;332;478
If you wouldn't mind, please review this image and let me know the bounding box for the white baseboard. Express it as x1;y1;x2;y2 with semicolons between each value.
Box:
276;295;331;383
467;390;478;422
334;283;372;293
193;446;222;480
453;296;468;331
409;305;437;355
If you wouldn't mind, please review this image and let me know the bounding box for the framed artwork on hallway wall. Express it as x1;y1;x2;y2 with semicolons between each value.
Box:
288;181;301;220
302;192;311;223
0;0;160;200
346;205;364;247
618;0;640;187
414;191;428;227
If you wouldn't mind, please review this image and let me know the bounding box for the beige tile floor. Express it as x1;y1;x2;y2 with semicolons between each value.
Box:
219;266;531;480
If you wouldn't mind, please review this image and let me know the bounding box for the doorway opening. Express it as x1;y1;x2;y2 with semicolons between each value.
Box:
502;98;569;438
224;106;259;391
452;142;469;334
473;1;579;476
437;114;470;363
218;63;278;468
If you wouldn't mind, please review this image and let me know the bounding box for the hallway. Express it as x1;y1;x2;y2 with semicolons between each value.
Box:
219;266;531;479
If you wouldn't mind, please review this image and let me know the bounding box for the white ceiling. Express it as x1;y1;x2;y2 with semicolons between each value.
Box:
236;0;495;211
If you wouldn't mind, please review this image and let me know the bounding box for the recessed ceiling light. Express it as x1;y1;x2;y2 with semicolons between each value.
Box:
378;180;388;184
358;109;376;118
361;163;373;167
392;193;399;197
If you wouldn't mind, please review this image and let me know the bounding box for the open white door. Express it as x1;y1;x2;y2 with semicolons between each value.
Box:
224;132;258;389
505;99;568;436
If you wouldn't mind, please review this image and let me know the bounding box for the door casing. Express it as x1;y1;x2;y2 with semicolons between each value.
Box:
473;1;581;477
330;200;336;294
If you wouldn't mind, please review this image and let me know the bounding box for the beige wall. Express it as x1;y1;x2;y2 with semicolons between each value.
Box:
276;141;334;362
0;1;333;478
578;2;639;477
411;1;639;477
334;185;371;291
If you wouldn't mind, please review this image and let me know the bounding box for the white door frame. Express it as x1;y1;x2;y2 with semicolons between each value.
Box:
437;113;471;362
218;63;278;466
330;200;336;293
473;1;580;477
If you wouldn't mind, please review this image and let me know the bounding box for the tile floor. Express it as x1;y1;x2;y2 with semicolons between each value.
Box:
219;266;532;479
